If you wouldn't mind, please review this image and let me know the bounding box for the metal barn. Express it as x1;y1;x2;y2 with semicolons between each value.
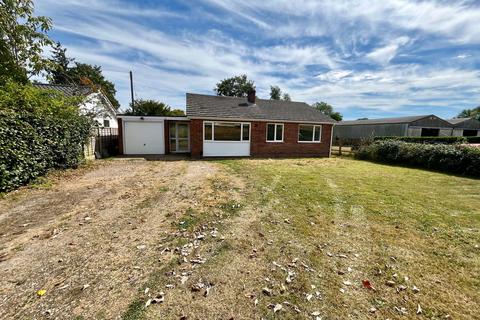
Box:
447;118;480;137
333;115;454;140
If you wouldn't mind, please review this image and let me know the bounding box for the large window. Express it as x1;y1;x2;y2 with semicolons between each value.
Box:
266;123;284;142
298;124;322;142
204;122;250;141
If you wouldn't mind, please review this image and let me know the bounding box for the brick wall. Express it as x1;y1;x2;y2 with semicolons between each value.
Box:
250;122;332;157
190;119;204;157
189;119;332;158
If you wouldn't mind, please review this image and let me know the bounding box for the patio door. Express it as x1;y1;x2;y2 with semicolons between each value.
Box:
169;122;190;153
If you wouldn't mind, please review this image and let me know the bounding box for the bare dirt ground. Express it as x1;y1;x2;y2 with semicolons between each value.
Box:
0;159;243;319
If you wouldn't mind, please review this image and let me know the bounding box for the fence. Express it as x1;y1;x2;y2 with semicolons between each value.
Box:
84;127;119;159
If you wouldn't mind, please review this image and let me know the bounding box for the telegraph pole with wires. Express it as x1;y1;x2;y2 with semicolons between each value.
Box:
129;70;135;113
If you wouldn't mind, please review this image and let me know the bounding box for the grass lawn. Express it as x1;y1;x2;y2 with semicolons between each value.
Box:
143;157;479;319
1;157;478;319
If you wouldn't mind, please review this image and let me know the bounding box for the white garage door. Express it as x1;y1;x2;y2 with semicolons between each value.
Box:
124;121;165;155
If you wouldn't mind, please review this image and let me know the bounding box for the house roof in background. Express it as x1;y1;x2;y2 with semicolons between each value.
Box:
186;93;335;123
337;115;433;126
32;83;94;97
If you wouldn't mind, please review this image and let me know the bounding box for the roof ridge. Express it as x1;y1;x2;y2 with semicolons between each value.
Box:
187;92;309;105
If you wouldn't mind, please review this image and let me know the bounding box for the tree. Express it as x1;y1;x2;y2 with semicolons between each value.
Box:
214;74;255;97
270;85;291;101
124;99;185;116
47;42;74;85
0;0;53;85
270;85;282;100
312;101;343;121
457;106;480;120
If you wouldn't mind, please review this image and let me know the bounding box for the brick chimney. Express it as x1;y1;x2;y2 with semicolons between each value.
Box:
247;89;256;104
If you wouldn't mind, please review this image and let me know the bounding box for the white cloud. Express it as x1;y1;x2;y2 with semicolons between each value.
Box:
366;36;410;65
34;0;480;116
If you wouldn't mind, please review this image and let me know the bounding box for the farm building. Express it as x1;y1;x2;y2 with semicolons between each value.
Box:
447;118;480;136
333;115;454;141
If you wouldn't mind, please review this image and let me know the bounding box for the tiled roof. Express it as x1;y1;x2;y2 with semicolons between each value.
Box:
32;83;93;97
186;93;335;123
337;115;431;125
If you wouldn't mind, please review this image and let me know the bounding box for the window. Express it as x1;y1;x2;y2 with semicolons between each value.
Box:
204;122;250;141
298;124;322;142
204;122;212;140
266;123;284;142
103;119;110;127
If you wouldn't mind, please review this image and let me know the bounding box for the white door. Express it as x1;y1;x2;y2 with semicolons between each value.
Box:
124;121;165;154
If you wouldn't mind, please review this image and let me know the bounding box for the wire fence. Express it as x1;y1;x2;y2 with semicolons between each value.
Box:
84;127;119;159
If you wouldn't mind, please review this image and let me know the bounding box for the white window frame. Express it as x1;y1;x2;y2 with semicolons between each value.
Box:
298;124;322;143
266;123;284;142
203;121;250;142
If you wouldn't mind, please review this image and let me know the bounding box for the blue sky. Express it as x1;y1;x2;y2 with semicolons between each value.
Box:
36;0;480;119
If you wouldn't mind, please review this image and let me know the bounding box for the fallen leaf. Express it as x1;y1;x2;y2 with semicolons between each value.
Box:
81;284;90;290
412;285;420;293
145;299;152;308
273;303;282;313
369;307;377;313
306;294;313;301
386;280;396;287
312;311;321;316
262;287;272;296
362;279;375;290
144;287;149;294
343;280;352;286
417;304;422;314
36;289;46;296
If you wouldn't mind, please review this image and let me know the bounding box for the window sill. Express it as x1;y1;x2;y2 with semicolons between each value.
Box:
298;141;322;143
266;141;284;143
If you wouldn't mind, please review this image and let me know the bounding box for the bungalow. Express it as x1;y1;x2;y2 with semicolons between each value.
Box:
117;91;336;157
33;83;118;128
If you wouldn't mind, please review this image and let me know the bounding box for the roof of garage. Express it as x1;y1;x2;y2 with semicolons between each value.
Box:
186;93;336;123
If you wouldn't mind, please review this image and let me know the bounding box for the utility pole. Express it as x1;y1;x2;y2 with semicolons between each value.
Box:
129;71;135;113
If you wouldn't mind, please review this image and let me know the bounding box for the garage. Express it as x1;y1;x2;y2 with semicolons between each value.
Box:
123;119;164;155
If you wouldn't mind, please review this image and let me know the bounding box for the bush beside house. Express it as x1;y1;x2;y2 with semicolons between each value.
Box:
356;140;480;177
0;83;93;192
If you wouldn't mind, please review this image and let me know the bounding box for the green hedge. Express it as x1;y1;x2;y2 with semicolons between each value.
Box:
0;82;93;192
356;140;480;177
373;136;467;144
466;136;480;143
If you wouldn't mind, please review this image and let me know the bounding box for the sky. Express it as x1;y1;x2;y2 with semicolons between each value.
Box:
35;0;480;120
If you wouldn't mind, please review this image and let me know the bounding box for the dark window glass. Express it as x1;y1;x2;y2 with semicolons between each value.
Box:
463;130;478;137
214;122;241;141
170;123;176;138
103;119;110;127
242;124;250;141
267;124;275;141
314;126;321;141
299;125;314;141
276;124;283;141
204;123;212;140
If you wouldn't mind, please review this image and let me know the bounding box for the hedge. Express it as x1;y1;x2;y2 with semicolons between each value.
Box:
373;136;467;144
356;140;480;177
0;82;93;192
374;136;480;144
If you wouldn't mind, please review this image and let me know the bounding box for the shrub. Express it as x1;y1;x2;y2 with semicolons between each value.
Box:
356;140;480;177
0;82;93;192
466;136;480;144
374;136;467;144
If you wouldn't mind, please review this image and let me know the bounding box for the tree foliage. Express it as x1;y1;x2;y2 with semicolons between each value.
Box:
125;99;185;116
0;0;53;85
457;106;480;120
0;82;93;192
46;43;120;109
270;85;291;101
312;101;343;121
214;74;255;97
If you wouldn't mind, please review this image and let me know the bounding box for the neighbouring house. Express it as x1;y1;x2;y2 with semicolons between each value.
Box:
447;118;480;137
117;91;336;157
333;115;456;142
33;83;118;128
